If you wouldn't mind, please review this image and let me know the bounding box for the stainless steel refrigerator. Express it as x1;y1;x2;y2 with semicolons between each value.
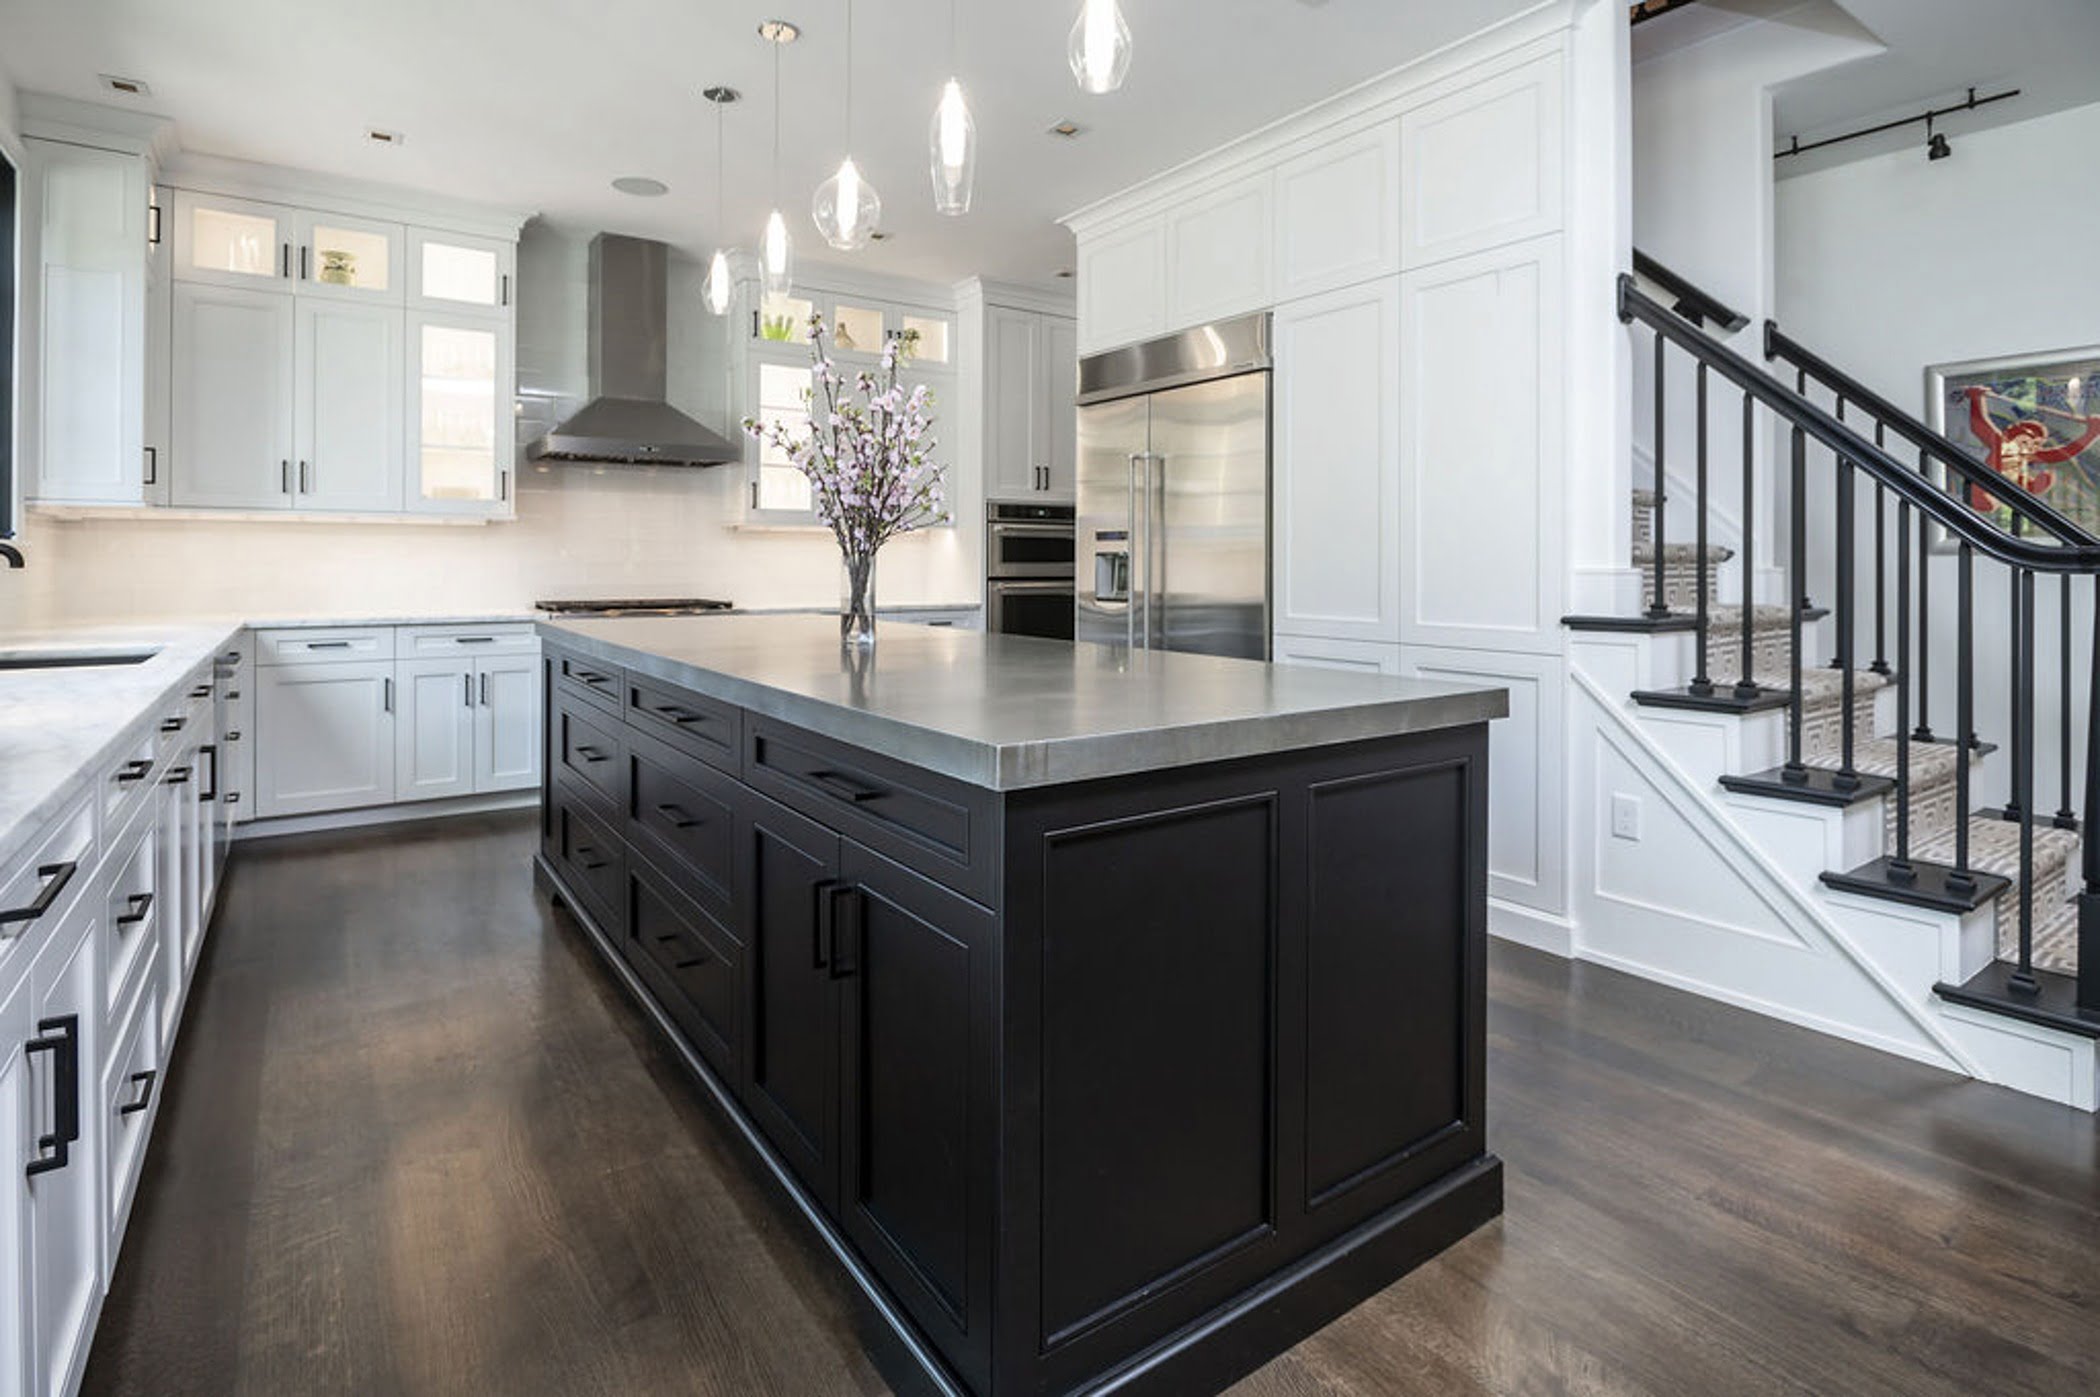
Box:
1074;313;1271;660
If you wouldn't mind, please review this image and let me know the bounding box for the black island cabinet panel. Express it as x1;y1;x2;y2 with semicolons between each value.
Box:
534;640;1500;1397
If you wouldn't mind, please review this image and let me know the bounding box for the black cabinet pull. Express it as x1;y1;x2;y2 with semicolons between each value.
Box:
809;769;883;804
298;460;310;494
225;792;242;806
226;730;242;742
159;716;185;733
654;704;702;725
143;444;158;486
454;635;496;644
573;668;611;686
464;674;474;709
306;640;353;650
480;673;489;707
190;684;211;699
827;885;864;981
654;802;701;830
674;953;711;972
117;892;155;928
198;744;219;801
116;759;154;784
576;845;608;872
299;244;310;280
25;1015;79;1178
574;745;610;764
812;878;842;970
2;862;79;930
165;766;192;787
119;1070;157;1117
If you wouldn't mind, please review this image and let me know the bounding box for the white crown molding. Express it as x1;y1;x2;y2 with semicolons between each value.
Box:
1060;0;1574;239
952;276;1077;318
18;91;177;164
161;149;531;239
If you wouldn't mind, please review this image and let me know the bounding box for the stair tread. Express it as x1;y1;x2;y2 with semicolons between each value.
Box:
1632;541;1735;566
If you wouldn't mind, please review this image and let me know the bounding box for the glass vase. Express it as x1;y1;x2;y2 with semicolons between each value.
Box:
841;550;878;650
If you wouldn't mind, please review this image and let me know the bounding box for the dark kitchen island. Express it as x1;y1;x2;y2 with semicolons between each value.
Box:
533;615;1507;1397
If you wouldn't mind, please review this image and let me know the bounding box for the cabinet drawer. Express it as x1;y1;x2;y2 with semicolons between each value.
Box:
552;778;625;933
626;674;739;774
553;690;625;811
103;970;165;1276
553;650;623;715
626;730;736;911
255;626;396;665
624;858;741;1083
102;819;160;1025
402;623;538;657
100;727;161;836
747;718;993;902
0;798;95;960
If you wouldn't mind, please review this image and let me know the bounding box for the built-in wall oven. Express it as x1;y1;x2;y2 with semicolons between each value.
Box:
986;502;1076;640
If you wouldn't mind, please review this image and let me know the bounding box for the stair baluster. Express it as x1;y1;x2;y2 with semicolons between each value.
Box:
1891;496;1914;881
1913;452;1935;742
1834;454;1860;791
2005;526;2024;822
2060;574;2078;830
1951;543;1976;896
1647;333;1671;620
1734;390;1760;702
2012;568;2039;996
1785;426;1808;782
2080;579;2100;1013
1691;363;1713;695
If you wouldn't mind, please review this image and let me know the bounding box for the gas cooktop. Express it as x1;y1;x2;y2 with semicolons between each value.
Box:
534;598;734;618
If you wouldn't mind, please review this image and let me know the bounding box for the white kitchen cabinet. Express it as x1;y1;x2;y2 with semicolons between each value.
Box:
292;210;403;303
1272;279;1402;645
1275;120;1401;300
408;228;514;313
170;189;293;290
1077;219;1166;354
169;282;296;509
1398;53;1564;271
294;298;406;512
984;307;1078;501
406;311;514;517
0;964;33;1397
255;661;398;818
145;184;172;507
396;657;477;802
1165;171;1273;329
474;653;542;794
26;908;103;1397
1272;634;1403;674
26;138;151;506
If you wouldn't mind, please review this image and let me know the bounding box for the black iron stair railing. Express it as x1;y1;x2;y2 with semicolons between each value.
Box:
1614;269;2100;1035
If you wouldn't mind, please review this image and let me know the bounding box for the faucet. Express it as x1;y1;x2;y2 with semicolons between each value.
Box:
0;541;21;569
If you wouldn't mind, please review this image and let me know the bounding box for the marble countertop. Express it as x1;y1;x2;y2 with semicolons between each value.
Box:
541;614;1508;790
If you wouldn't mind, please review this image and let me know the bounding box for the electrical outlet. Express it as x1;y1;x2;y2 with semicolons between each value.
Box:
1610;794;1642;842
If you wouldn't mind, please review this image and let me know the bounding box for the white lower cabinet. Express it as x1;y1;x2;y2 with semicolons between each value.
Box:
256;659;398;818
396;658;477;802
473;653;541;793
0;965;34;1397
26;906;103;1397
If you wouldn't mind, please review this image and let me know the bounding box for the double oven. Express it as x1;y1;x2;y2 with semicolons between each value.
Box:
985;502;1076;640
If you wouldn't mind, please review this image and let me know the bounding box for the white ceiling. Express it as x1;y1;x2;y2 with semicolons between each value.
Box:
0;0;1542;288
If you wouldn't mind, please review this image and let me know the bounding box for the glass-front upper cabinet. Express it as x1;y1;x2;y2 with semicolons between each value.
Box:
408;229;514;313
898;311;951;366
171;190;293;289
407;311;513;515
755;291;814;346
750;356;816;517
294;211;403;303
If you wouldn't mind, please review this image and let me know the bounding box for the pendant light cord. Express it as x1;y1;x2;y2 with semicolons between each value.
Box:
845;0;855;150
771;38;782;205
715;98;725;233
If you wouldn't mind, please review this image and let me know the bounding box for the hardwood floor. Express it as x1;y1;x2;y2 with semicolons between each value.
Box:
83;814;2100;1397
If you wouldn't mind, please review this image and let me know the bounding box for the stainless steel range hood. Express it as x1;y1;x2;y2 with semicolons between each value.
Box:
525;233;739;467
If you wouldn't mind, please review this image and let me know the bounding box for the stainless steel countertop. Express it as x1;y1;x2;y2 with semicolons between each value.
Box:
540;615;1508;790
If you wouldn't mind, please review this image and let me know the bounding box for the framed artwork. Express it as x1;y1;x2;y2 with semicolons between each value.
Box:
1927;345;2100;547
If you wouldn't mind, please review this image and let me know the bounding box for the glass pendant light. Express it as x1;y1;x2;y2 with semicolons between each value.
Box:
702;85;739;316
759;20;798;297
1068;0;1132;95
813;0;881;251
929;0;976;215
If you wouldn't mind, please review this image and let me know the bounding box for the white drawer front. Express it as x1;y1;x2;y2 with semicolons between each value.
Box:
256;626;397;665
401;623;537;657
102;819;160;1026
0;798;95;959
102;968;165;1280
100;727;161;838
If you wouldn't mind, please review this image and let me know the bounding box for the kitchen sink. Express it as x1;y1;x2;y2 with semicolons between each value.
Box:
0;648;162;672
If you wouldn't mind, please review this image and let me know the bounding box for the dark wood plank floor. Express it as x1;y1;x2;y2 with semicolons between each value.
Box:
83;814;2100;1397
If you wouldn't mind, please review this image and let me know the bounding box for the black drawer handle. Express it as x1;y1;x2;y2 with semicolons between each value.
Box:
655;802;702;830
226;730;242;742
305;640;354;651
809;769;883;804
26;1014;79;1177
159;716;185;733
827;884;864;981
119;1069;157;1117
653;704;704;726
454;635;497;644
673;953;711;972
2;862;79;929
117;891;155;928
165;766;192;786
225;792;242;806
573;668;611;686
573;745;610;764
116;759;154;784
189;684;211;699
575;845;609;871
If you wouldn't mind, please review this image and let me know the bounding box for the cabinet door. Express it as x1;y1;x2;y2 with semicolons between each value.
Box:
155;769;192;1051
1077;218;1166;354
293;210;404;304
170;190;293;290
145;185;172;507
396;657;476;803
1164;171;1274;329
407;312;513;516
985;306;1040;499
737;792;842;1212
170;282;296;509
28;913;102;1397
255;661;397;817
1041;316;1079;500
407;229;514;313
30;140;150;505
473;653;542;794
1276;120;1400;300
294;297;406;512
837;843;995;1392
0;968;34;1397
1271;280;1401;644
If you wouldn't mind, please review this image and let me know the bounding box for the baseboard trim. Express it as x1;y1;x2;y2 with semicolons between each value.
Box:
234;790;536;842
1489;898;1573;957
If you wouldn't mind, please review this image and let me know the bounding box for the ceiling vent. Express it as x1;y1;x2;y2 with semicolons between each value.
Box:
365;127;404;147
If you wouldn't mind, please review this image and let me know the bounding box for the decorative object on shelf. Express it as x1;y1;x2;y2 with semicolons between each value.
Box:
930;0;975;214
318;248;357;285
744;317;949;648
1068;0;1131;95
1927;344;2100;545
813;0;881;251
702;85;740;316
759;19;800;296
760;312;799;342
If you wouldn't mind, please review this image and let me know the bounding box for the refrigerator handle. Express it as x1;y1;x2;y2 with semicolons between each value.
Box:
1126;452;1144;651
1149;452;1166;653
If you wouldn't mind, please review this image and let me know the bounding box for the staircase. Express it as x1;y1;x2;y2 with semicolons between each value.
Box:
1565;254;2100;1108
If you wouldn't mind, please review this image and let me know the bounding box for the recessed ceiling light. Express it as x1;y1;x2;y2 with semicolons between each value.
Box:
612;176;670;197
758;19;801;44
99;74;151;97
365;128;405;147
1049;120;1084;139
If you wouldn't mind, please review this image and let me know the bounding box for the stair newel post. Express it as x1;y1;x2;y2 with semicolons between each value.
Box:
1870;424;1890;676
2056;572;2076;829
1647;332;1671;620
1890;497;1914;880
1784;426;1808;782
1834;454;1860;792
2078;573;2100;1013
1734;390;1760;701
1691;363;1713;695
1913;449;1935;742
2010;567;2039;997
1950;543;1976;894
